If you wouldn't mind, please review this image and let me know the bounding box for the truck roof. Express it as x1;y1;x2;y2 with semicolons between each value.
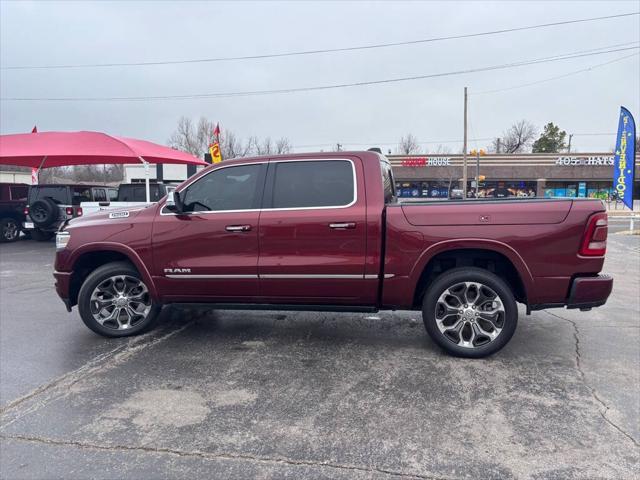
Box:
213;150;386;166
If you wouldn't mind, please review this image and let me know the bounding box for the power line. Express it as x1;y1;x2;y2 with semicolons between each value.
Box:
472;52;639;95
293;134;617;149
2;11;638;70
4;43;638;102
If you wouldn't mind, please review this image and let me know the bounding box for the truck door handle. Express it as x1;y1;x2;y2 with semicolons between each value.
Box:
225;225;252;232
329;222;356;229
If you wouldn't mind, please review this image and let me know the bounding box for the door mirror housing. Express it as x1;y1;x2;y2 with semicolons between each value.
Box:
165;190;183;213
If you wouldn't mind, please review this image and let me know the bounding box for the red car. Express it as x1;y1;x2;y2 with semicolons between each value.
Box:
54;152;612;357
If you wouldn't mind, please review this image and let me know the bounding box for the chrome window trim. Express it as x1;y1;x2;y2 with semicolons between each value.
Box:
160;158;358;216
160;161;266;216
266;158;357;211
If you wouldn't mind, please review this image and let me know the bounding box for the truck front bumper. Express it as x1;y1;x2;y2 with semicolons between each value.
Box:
53;270;73;312
566;274;613;310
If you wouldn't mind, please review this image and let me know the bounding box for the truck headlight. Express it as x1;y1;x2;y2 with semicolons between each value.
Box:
56;231;70;251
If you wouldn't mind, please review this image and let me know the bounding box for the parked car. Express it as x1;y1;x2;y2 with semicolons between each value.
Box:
53;152;612;357
81;182;177;216
24;184;117;241
0;182;28;242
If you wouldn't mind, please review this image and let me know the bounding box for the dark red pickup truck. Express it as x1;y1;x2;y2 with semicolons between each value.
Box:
54;152;612;357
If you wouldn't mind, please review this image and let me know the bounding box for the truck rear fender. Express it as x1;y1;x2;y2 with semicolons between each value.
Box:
409;240;534;308
66;243;158;307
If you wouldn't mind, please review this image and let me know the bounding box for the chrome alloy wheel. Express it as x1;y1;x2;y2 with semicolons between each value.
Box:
89;275;152;330
435;281;506;349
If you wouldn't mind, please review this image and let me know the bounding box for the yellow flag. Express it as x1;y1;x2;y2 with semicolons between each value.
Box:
209;142;223;163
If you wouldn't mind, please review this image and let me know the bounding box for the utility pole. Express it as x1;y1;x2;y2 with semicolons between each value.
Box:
462;87;468;199
496;138;501;154
567;134;573;153
476;150;480;196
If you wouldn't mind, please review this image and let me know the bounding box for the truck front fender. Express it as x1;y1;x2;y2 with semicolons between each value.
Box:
67;242;159;301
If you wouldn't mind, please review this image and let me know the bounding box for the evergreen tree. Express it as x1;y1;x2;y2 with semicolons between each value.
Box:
532;123;567;153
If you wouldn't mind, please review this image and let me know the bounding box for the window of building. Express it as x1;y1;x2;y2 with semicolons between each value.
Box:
182;164;261;212
475;181;536;198
544;181;612;199
271;160;354;209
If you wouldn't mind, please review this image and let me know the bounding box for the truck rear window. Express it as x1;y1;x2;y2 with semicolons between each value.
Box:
118;185;164;202
270;160;354;209
28;186;69;204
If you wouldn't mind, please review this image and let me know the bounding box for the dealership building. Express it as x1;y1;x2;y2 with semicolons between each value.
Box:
389;152;640;199
120;151;639;201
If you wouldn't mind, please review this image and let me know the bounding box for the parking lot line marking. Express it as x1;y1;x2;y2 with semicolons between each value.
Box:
0;320;195;427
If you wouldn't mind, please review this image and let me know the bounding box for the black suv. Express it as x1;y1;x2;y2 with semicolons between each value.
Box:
24;184;117;241
0;182;28;242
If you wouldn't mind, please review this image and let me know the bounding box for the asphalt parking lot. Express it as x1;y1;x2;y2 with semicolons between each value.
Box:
1;234;638;479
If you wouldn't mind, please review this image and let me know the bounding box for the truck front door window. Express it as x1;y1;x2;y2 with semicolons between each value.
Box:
183;165;260;212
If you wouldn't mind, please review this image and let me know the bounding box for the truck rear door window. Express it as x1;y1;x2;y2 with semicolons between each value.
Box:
271;160;354;209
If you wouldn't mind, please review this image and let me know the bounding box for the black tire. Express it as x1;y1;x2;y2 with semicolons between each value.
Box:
0;217;21;242
78;261;161;338
422;267;518;358
29;198;59;228
30;228;55;242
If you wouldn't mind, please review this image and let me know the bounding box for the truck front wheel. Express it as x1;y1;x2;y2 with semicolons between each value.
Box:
78;261;161;337
422;267;517;358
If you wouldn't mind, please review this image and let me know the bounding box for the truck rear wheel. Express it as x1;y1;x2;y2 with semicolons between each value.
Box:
78;261;161;337
422;267;517;358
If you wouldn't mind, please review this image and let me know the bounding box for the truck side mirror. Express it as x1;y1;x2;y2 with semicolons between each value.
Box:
165;191;183;213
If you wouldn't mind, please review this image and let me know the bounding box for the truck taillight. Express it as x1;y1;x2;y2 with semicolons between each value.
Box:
580;212;608;256
24;205;29;215
76;207;83;217
66;207;74;216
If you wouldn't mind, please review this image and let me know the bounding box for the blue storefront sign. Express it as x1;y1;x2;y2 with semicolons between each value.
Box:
578;182;586;198
613;107;636;210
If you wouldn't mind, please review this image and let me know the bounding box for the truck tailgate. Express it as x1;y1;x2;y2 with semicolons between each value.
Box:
401;199;573;226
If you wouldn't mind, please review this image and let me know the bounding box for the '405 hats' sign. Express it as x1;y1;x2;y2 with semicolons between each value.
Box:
555;156;614;166
613;107;636;210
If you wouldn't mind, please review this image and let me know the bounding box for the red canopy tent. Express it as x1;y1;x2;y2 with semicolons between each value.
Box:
0;131;207;202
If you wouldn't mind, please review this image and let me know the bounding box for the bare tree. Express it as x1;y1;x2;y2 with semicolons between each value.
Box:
170;116;218;158
168;116;291;160
493;120;536;153
275;137;292;154
432;144;452;154
398;134;420;155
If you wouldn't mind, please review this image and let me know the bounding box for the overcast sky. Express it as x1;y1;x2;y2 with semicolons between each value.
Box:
1;0;639;154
